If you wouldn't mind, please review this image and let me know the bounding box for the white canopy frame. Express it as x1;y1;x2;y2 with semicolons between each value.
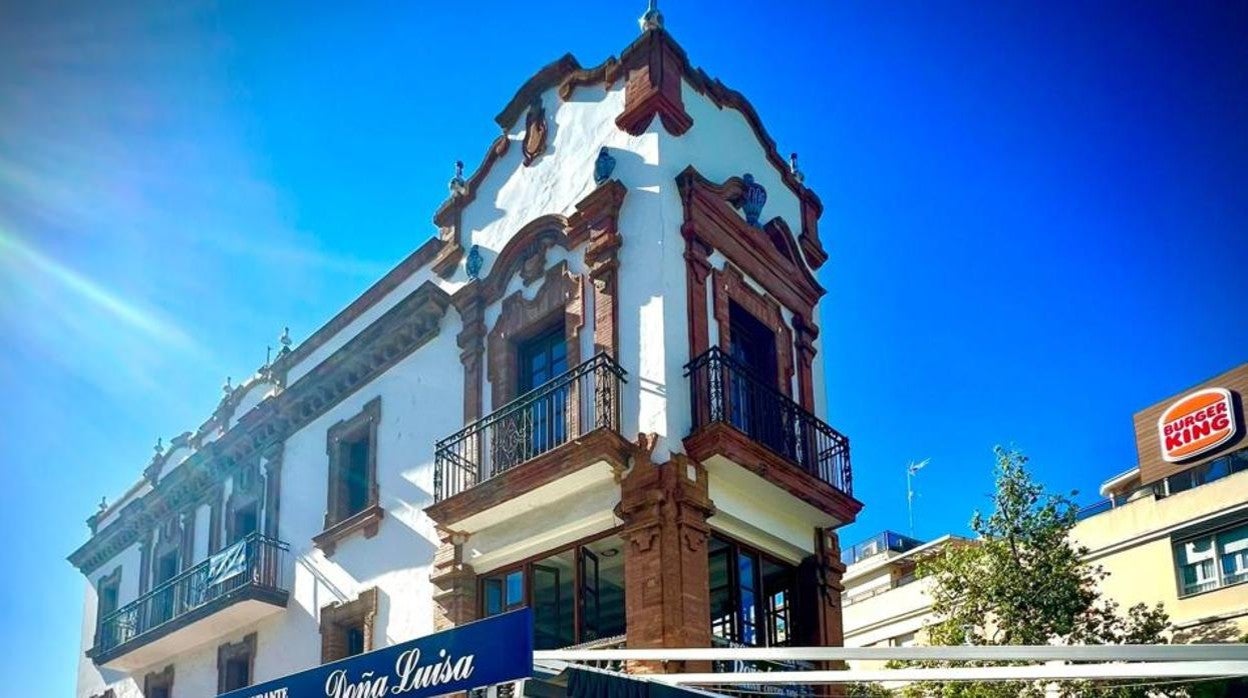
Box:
534;645;1248;686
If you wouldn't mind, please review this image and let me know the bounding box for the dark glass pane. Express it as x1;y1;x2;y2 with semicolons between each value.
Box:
484;578;503;617
346;625;366;656
583;538;626;640
344;438;371;516
533;552;575;649
225;657;251;690
1229;449;1248;473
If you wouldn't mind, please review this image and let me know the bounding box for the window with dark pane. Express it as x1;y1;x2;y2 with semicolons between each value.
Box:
707;534;799;647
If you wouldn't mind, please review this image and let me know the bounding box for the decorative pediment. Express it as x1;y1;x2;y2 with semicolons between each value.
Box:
676;166;824;317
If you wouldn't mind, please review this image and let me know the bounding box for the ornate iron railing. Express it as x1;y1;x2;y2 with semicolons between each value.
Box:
686;346;852;496
434;353;627;502
94;533;289;656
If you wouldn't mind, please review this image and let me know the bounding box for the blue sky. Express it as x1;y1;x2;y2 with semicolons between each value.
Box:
1;1;1246;693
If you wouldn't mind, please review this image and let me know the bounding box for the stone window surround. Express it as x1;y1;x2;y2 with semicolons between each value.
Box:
320;587;379;663
144;664;174;697
217;632;257;693
314;397;384;556
712;264;796;398
486;262;585;412
223;461;263;545
94;566;122;647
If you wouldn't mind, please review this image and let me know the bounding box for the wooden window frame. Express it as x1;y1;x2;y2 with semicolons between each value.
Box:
476;528;625;648
94;566;122;648
314;398;383;556
217;632;257;693
708;532;799;648
143;665;174;698
320;587;379;663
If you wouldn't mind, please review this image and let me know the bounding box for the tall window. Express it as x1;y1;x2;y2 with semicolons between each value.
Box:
324;398;380;532
709;535;797;647
144;666;174;698
217;633;256;693
727;302;787;454
96;567;121;648
519;324;569;455
480;536;625;649
320;588;378;662
1174;521;1248;596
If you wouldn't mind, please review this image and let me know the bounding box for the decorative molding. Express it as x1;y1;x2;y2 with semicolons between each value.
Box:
321;587;379;663
684;422;862;524
273;237;444;376
216;632;257;694
69;282;450;575
263;449;283;540
676;166;823;317
615;29;693;137
313;504;385;557
521;98;548;166
432;135;511;280
426;428;634;527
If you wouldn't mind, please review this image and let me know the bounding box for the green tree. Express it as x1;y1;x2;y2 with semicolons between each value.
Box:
903;446;1174;698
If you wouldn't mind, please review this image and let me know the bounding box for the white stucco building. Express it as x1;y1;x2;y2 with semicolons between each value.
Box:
71;9;864;697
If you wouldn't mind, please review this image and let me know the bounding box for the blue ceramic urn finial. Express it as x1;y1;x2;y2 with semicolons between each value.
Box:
741;173;767;227
449;160;468;197
466;244;483;281
789;152;805;185
594;147;616;185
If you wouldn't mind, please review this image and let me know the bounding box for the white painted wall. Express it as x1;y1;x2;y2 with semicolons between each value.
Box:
75;55;838;698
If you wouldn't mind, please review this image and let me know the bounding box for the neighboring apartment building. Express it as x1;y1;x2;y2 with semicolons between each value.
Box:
840;531;966;663
838;363;1248;658
1072;362;1248;642
69;12;864;698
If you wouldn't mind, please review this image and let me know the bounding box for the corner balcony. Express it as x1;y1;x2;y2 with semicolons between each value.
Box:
89;533;290;671
426;353;632;533
684;347;861;524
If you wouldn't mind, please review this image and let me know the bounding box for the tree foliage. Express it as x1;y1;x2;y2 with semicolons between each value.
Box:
903;446;1175;698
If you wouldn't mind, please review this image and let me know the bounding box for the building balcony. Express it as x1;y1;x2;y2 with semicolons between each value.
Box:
684;347;859;523
89;533;290;671
426;353;632;530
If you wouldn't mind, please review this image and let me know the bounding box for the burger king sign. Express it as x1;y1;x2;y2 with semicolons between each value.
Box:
1158;388;1238;463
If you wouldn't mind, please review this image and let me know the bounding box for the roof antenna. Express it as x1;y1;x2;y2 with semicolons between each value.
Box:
906;458;930;536
639;0;663;32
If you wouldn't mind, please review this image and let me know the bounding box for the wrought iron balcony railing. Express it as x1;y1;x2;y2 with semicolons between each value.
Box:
93;533;289;659
686;346;852;496
434;353;627;502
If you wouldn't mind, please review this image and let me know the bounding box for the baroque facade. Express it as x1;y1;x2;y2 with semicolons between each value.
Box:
71;14;862;698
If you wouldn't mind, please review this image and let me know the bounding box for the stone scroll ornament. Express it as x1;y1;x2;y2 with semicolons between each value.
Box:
522;98;548;166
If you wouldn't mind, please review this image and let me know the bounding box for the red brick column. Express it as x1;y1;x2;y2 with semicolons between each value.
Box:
803;528;847;698
615;453;715;673
431;532;477;631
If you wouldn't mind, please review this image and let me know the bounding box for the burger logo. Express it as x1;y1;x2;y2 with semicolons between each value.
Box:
1158;388;1238;463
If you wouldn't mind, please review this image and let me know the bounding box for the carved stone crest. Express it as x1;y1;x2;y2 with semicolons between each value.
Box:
522;98;548;166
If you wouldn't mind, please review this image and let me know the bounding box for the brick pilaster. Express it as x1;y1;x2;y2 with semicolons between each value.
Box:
615;453;715;673
431;532;478;631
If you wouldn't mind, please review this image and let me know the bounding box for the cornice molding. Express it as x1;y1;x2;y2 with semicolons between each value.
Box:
69;282;451;574
676;166;825;316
